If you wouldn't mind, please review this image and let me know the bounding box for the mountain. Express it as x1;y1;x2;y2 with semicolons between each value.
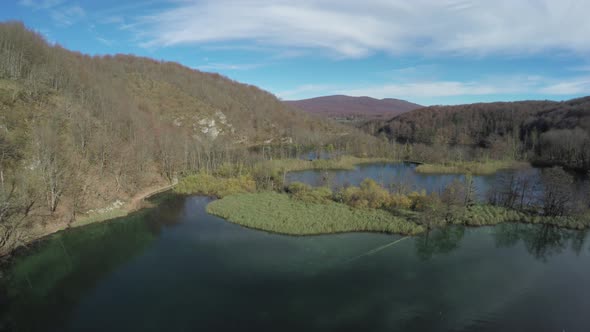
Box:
285;95;422;122
366;97;590;169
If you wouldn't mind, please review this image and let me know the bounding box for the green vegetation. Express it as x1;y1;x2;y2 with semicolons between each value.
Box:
174;173;256;198
262;156;394;172
287;182;333;204
415;160;528;175
204;169;590;236
452;205;590;230
207;192;425;235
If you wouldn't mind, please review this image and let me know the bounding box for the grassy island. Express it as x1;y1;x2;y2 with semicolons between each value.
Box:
415;160;529;175
261;156;395;172
207;192;590;236
207;192;425;235
171;157;590;237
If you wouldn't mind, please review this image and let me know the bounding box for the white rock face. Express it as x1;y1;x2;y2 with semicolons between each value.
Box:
215;111;227;124
208;126;220;139
86;200;125;215
191;111;234;140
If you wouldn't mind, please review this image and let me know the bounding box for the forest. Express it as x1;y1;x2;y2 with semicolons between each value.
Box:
366;98;590;170
0;22;388;254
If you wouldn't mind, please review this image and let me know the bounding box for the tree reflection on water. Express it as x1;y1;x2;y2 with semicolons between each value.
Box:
414;223;588;262
493;223;588;262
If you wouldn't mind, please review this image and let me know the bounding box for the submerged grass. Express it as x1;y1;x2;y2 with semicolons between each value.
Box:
415;160;529;175
207;192;425;236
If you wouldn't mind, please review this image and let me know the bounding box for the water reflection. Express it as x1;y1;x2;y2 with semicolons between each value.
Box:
493;223;588;262
0;194;186;332
1;194;590;332
414;227;466;260
413;224;589;262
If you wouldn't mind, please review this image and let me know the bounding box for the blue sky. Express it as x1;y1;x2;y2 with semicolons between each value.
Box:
2;0;590;105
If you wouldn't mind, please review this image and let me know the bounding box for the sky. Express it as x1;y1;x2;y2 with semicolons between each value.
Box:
2;0;590;105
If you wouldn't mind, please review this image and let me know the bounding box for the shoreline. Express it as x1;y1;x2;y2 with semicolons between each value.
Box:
0;183;175;258
207;192;590;237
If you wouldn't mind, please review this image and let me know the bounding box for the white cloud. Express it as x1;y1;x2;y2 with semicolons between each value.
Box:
96;37;114;47
568;65;590;72
50;5;86;26
338;81;505;98
282;75;590;101
138;0;590;57
539;78;590;95
18;0;64;10
276;84;337;100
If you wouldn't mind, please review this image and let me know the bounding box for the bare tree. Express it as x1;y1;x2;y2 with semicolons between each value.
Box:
541;167;574;217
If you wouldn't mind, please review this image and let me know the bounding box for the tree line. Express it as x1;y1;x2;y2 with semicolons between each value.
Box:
367;98;590;170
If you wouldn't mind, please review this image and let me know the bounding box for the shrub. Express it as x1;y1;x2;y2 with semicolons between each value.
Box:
359;179;390;208
287;182;312;195
252;164;285;191
339;179;390;209
341;186;368;208
388;193;413;209
288;182;333;204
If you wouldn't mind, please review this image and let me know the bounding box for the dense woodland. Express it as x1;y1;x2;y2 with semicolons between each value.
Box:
0;22;390;253
366;99;590;170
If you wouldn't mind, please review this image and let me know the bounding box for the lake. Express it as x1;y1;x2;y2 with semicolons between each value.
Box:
1;193;589;332
286;162;589;202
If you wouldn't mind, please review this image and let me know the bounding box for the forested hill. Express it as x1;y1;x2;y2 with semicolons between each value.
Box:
0;21;368;248
366;97;590;169
286;95;422;122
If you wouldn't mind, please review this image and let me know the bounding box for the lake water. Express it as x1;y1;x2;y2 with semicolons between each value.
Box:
285;162;537;193
1;194;589;332
286;162;589;202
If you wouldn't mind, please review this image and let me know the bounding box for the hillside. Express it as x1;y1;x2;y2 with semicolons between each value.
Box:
0;22;376;253
285;95;422;122
366;98;590;169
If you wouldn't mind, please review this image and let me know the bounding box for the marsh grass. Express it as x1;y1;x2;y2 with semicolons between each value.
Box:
263;156;394;173
174;173;256;198
454;205;590;230
415;160;529;175
207;192;425;235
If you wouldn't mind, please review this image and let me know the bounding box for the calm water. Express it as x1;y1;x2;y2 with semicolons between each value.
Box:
286;162;589;201
1;194;589;332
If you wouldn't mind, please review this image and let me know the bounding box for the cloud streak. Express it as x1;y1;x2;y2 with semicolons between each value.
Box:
139;0;590;57
278;75;590;101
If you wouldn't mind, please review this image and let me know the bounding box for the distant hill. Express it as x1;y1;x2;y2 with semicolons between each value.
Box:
285;95;422;122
